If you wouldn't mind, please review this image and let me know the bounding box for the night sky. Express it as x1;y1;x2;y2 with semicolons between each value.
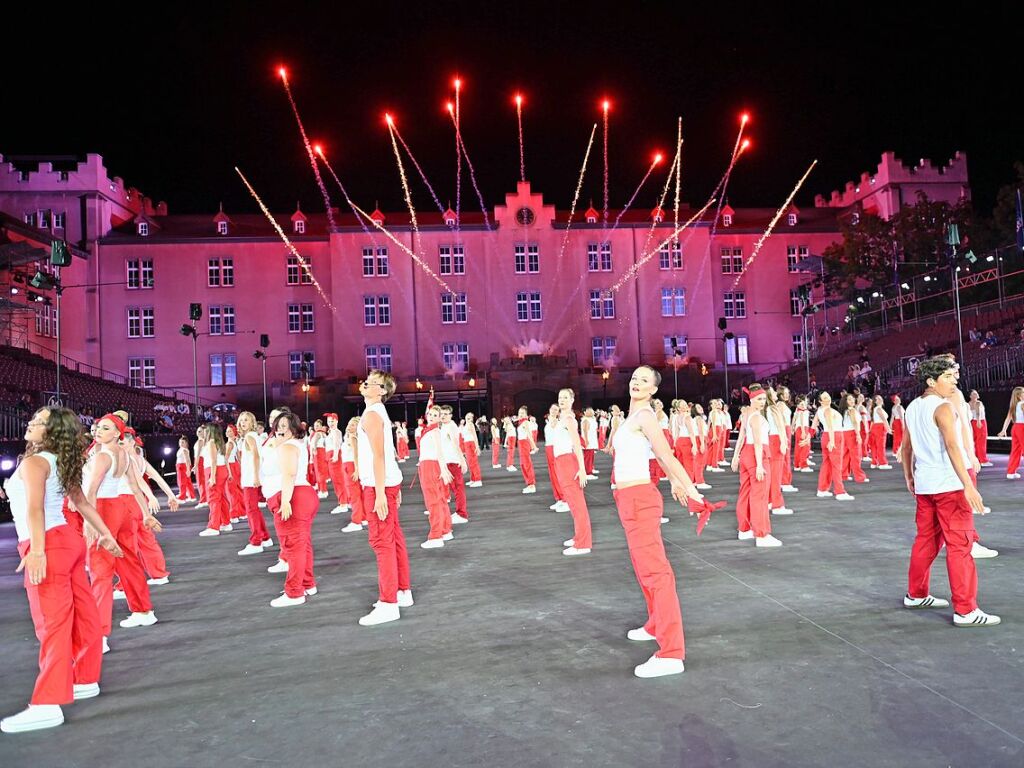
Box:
5;4;1022;217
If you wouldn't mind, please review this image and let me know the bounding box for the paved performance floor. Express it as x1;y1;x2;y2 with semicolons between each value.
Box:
1;448;1021;767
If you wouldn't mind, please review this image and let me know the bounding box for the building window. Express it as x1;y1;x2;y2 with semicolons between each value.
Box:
792;333;807;360
141;308;154;338
441;293;454;324
210;354;223;386
138;222;149;237
140;259;153;288
590;290;602;319
725;336;749;365
663;335;688;358
365;345;393;374
362;247;375;277
787;246;799;273
210;305;235;335
723;291;746;319
294;220;305;234
592;337;617;366
223;306;235;335
377;247;389;276
455;293;467;323
722;213;733;227
515;244;540;274
720;247;744;274
53;213;65;229
529;291;542;320
442;342;470;370
35;305;57;338
439;245;466;276
221;258;234;286
37;210;50;228
363;296;390;326
362;246;389;277
587;242;612;272
787;213;798;226
516;290;544;322
377;295;390;326
289;352;315;380
301;303;314;332
661;287;686;317
288;303;301;333
364;297;377;326
217;221;229;235
210;353;237;386
658;241;682;270
24;212;37;228
126;259;154;289
790;289;803;317
208;259;221;287
209;306;222;335
127;308;140;338
285;255;312;285
452;245;465;275
128;357;156;388
439;246;452;275
590;289;615;319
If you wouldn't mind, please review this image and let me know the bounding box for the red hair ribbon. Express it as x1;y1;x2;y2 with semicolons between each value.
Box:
99;413;127;438
890;395;899;403
324;412;339;421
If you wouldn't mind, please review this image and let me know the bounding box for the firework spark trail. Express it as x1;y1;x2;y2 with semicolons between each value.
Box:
447;111;493;230
278;70;337;232
235;167;336;313
345;198;462;299
315;148;376;236
640;139;683;256
731;159;819;289
386;118;423;251
602;101;610;224
454;79;462;235
391;124;446;215
556;123;598;268
515;94;526;182
609;155;664;233
703;118;749;250
674;118;682;232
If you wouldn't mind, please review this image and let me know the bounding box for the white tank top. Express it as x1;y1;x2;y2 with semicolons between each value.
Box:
240;434;258;487
205;444;227;467
582;419;598;449
419;426;442;462
6;452;67;542
543;422;555;446
1015;402;1024;423
612;408;656;483
459;423;476;444
970;402;986;422
892;404;904;421
117;452;144;496
260;438;310;498
842;411;857;431
440;422;462;463
766;410;781;437
516;421;531;441
905;394;963;494
87;446;128;499
873;406;887;423
357;402;403;487
551;419;575;457
957;402;973;463
793;408;809;428
341;435;355;463
657;413;669;430
674;413;690;438
744;412;770;445
176;447;189;465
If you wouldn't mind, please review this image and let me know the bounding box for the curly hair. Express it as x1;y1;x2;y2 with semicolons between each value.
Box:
23;408;88;495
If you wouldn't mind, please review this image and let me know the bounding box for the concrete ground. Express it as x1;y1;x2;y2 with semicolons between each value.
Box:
0;448;1021;768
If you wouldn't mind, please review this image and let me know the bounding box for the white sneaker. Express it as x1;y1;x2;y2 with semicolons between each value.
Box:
835;493;855;501
492;464;501;469
737;530;754;540
591;469;600;475
953;608;1001;627
859;478;870;483
507;466;518;472
695;483;712;490
816;490;833;498
862;456;871;462
330;505;344;515
0;704;64;733
397;589;414;608
257;502;267;508
980;461;994;467
877;464;893;470
549;501;561;510
971;542;999;559
317;492;329;499
119;611;157;628
522;486;537;494
421;538;444;549
442;533;454;541
634;654;684;678
755;534;783;547
660;517;669;523
305;587;318;596
807;460;816;466
219;524;234;532
261;538;274;548
627;626;656;641
563;547;591;556
781;485;798;493
73;683;100;700
102;636;110;654
555;501;571;512
799;467;814;473
586;474;598;480
451;514;469;524
270;593;306;608
196;502;208;508
563;538;575;547
771;507;793;515
267;559;288;574
1006;474;1020;480
359;601;400;626
113;589;126;601
146;576;169;586
424;509;431;515
468;481;483;488
610;484;617;490
238;543;264;556
904;594;950;609
341;522;364;533
198;528;220;537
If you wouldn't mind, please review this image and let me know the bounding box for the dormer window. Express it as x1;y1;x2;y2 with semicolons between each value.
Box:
586;213;597;224
722;214;733;227
445;215;456;227
217;221;229;235
138;222;149;237
787;213;797;226
294;220;306;234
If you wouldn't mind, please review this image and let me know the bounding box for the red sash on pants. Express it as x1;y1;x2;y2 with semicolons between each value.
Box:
329;458;349;506
120;494;168;580
737;443;771;537
767;435;785;510
907;490;978;615
267;487;317;598
19;525;103;705
342;461;365;525
206;464;230;529
419;460;451;539
555;453;592;549
242;486;271;545
196;457;207;503
89;497;152;636
613;482;684;660
546;446;564;502
971;420;988;463
176;463;196;500
518;440;536;486
817;431;847;494
361;485;410;604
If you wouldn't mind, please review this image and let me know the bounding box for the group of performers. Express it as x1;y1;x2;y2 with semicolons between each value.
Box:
3;358;1015;732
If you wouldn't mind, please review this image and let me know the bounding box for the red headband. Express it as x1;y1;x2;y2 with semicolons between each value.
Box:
99;414;127;438
324;412;339;421
890;395;899;403
135;437;144;447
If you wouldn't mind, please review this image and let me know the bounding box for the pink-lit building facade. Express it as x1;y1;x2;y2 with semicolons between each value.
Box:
0;151;970;406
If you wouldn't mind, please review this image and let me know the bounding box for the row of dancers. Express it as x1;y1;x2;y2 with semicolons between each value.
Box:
2;357;1011;732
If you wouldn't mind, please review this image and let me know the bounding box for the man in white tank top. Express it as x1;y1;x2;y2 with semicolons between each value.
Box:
901;357;1000;627
355;371;411;626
